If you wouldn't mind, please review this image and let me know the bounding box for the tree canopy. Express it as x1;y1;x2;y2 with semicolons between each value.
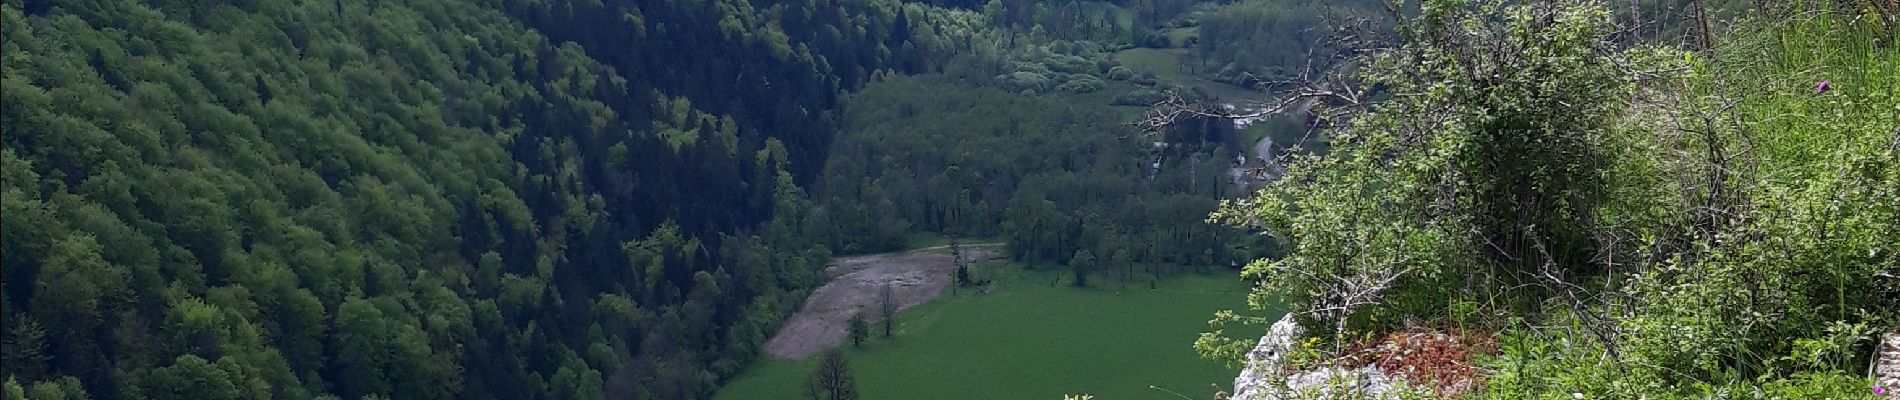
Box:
0;0;950;397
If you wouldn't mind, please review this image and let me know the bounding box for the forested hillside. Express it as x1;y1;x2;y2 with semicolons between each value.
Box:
15;0;1879;397
3;0;1333;394
0;0;949;397
814;76;1261;278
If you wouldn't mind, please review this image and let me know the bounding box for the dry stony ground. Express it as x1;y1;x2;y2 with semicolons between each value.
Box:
762;245;1002;360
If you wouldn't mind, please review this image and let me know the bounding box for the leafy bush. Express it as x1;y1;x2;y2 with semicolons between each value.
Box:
1009;60;1054;75
1138;30;1173;48
1205;0;1897;397
1057;75;1108;94
1042;54;1098;75
997;71;1055;92
1094;58;1120;74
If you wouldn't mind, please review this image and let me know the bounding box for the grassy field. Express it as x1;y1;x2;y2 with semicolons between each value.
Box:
715;264;1267;400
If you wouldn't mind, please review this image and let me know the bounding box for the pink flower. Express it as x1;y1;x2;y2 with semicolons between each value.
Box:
1876;385;1887;395
1815;80;1831;94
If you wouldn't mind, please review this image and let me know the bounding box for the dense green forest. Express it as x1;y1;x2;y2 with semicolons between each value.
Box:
814;75;1261;278
8;0;1888;398
0;0;953;397
0;0;1318;396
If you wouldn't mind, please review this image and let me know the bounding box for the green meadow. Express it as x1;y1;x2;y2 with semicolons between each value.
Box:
1113;47;1262;102
714;264;1268;400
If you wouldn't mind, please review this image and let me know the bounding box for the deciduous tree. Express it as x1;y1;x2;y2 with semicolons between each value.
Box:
1069;250;1095;288
806;349;857;400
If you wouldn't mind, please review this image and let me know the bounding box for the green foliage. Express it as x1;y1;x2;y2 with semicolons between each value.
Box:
0;0;932;396
3;318;50;382
953;240;975;287
1056;74;1109;94
932;0;1141;96
31;234;126;338
1602;7;1899;388
847;314;871;348
4;378;23;400
24;376;87;400
999;71;1057;92
329;296;448;400
1162;0;1386;91
1069;250;1095;287
818;76;1255;274
1213;0;1632;334
1197;0;1346;79
136;355;242;400
1210;0;1897;397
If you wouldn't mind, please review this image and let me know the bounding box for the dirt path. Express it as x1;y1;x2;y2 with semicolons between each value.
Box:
762;244;1003;360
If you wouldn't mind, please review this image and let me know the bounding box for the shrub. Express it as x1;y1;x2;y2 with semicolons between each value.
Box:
1139;30;1171;48
1132;71;1159;86
997;72;1054;92
1056;75;1106;94
1042;54;1097;75
1206;1;1895;398
1008;60;1052;75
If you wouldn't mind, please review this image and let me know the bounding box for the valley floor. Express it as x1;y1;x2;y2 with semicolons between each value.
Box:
721;265;1264;400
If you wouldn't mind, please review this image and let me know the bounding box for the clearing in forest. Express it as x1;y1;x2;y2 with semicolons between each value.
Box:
761;244;1003;360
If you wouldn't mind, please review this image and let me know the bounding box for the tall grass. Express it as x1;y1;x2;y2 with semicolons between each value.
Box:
1470;7;1897;398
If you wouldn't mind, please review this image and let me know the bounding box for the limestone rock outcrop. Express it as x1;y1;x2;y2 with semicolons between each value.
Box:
1230;315;1404;400
1878;332;1899;399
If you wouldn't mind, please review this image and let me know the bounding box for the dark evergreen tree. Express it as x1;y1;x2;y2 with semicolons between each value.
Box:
847;313;870;348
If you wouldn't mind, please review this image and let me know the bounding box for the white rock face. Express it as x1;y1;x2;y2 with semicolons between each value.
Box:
1231;315;1305;400
1230;315;1406;400
1877;332;1899;399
